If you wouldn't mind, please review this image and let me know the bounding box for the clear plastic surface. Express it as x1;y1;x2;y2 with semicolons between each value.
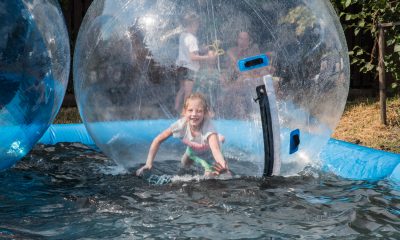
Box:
0;0;70;170
74;0;350;176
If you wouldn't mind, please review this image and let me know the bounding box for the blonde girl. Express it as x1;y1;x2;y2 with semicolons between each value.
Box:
136;93;228;176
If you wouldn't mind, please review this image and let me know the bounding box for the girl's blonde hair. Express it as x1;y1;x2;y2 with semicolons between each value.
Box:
181;92;210;116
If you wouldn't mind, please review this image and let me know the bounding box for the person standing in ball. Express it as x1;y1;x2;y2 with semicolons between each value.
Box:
226;31;261;81
174;12;217;113
137;93;229;177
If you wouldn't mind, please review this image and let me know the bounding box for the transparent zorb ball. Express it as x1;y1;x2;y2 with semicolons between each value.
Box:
74;0;349;176
0;0;70;170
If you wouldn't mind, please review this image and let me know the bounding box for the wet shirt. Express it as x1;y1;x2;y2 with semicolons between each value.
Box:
169;117;216;153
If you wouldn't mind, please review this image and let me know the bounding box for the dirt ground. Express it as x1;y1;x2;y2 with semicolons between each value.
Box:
332;97;400;153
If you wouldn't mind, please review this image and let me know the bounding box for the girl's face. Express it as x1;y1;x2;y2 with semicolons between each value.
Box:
184;98;206;129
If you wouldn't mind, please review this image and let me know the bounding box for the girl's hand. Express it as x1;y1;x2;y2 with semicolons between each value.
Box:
136;164;152;176
213;162;230;175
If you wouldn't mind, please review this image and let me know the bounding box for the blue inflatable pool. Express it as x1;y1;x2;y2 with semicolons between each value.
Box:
39;122;400;182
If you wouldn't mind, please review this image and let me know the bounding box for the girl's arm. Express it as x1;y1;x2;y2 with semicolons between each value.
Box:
208;133;228;170
136;128;173;176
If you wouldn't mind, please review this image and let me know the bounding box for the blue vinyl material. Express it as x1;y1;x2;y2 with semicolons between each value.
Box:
238;54;269;72
321;139;400;181
38;122;400;182
289;129;300;154
0;0;70;171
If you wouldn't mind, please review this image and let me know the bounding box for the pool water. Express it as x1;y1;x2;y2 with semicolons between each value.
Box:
0;143;399;239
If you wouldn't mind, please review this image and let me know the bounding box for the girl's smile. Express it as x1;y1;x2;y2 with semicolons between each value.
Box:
184;99;205;130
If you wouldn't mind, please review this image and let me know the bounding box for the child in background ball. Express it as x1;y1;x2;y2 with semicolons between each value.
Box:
174;12;217;113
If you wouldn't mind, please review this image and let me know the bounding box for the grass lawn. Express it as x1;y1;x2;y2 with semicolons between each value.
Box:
54;107;82;124
54;96;400;154
332;96;400;153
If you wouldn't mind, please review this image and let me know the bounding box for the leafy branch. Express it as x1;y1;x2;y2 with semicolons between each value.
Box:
330;0;400;89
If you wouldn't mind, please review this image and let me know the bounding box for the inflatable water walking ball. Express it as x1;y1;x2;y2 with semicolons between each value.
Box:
0;0;70;170
74;0;350;176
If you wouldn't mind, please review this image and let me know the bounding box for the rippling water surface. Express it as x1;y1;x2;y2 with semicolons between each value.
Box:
0;143;399;239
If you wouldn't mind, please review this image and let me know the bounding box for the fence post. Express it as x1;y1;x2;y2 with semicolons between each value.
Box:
378;24;387;125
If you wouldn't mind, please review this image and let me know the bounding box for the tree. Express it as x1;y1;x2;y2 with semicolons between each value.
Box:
330;0;400;90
